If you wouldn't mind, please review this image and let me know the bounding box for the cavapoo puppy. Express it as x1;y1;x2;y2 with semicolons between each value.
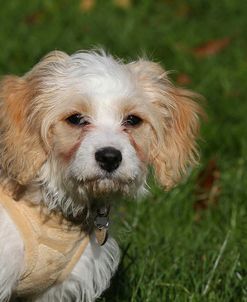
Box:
0;50;202;301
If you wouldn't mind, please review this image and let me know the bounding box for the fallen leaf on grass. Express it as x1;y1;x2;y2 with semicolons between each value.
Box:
193;37;231;58
114;0;132;9
25;11;44;25
194;158;221;221
176;73;192;85
80;0;95;12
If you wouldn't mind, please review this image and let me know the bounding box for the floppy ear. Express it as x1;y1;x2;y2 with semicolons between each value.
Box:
151;87;203;189
0;75;47;185
129;60;204;189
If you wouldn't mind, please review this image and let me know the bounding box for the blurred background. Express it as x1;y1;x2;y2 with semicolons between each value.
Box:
1;0;246;301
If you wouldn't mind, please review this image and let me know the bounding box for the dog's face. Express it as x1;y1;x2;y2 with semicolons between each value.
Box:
0;51;203;212
46;58;152;197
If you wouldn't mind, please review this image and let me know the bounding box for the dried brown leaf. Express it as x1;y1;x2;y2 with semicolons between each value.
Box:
176;73;192;85
25;11;44;25
193;37;231;58
114;0;132;9
194;158;221;221
80;0;95;12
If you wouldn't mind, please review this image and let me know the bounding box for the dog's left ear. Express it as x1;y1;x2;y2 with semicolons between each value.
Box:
0;75;47;185
129;60;204;190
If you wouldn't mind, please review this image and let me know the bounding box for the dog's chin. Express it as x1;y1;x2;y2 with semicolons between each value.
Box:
81;176;138;198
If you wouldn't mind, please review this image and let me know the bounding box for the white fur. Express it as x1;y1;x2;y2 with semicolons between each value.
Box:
33;51;149;216
69;129;145;194
30;237;120;302
0;205;24;302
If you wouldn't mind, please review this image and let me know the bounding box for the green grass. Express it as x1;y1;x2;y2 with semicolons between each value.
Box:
1;0;247;301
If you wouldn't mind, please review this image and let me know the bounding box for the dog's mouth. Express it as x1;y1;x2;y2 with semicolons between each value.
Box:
83;173;135;184
81;175;137;197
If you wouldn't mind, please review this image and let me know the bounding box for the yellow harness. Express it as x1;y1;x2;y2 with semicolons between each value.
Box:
0;187;89;297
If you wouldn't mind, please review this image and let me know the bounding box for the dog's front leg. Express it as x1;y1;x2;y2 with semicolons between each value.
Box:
0;206;25;301
30;237;120;302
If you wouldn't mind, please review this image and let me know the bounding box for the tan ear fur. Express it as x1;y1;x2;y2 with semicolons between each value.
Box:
151;87;203;189
0;75;47;185
129;60;204;189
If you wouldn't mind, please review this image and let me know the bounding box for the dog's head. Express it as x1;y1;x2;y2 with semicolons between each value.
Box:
0;50;203;213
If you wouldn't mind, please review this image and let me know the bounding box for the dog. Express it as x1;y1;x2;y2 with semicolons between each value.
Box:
0;50;203;301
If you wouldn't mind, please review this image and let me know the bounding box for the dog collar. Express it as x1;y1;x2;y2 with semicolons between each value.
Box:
94;205;110;246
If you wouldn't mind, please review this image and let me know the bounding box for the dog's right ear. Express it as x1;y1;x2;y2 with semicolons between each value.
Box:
0;75;47;185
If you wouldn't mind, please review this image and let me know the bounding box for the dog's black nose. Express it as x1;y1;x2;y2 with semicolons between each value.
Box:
95;147;122;172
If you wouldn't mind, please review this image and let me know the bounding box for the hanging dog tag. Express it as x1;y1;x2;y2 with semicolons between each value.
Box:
95;228;108;246
94;206;110;246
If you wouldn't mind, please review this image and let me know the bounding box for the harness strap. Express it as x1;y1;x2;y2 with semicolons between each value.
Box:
0;187;37;279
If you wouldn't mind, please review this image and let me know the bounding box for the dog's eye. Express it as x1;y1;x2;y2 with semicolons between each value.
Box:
123;115;143;127
66;114;90;127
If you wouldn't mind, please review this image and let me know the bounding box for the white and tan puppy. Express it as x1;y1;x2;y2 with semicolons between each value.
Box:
0;50;203;301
